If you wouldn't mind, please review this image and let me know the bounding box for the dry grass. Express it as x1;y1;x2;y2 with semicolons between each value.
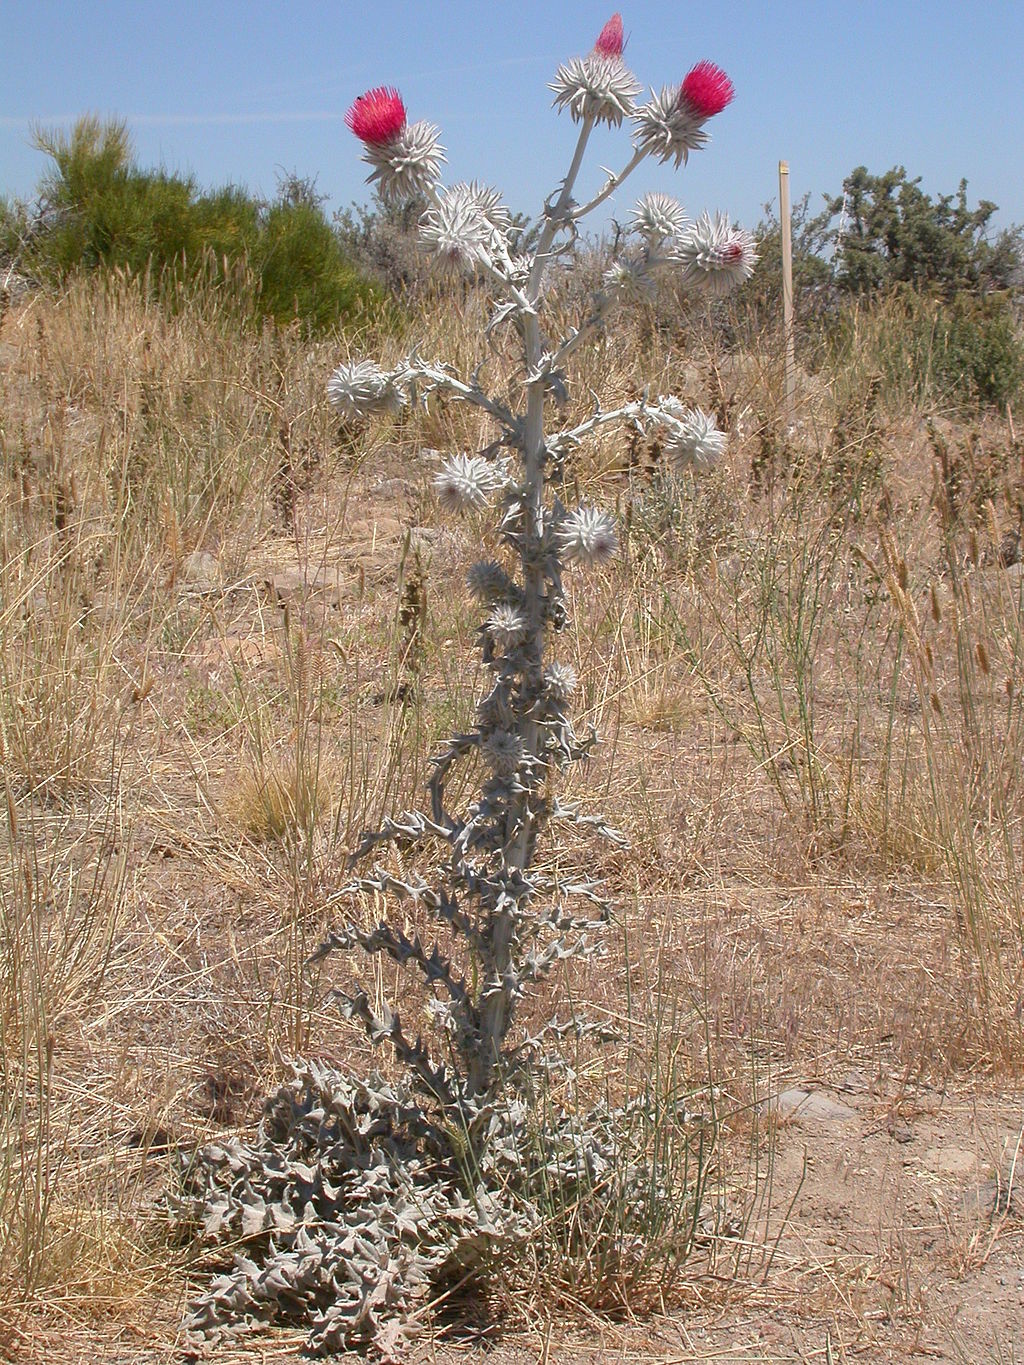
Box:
1;267;1023;1356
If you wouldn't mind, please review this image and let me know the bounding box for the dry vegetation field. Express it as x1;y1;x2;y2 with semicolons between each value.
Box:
1;268;1023;1362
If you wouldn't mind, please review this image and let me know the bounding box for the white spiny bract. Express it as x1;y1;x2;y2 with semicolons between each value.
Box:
632;85;709;166
454;180;512;233
189;18;750;1356
486;602;529;649
482;728;525;776
672;211;758;295
550;52;642;127
326;359;406;421
544;661;578;703
434;453;501;512
603;254;656;302
558;506;619;566
467;559;517;603
652;398;727;469
362;119;446;204
631;192;688;242
419;183;508;276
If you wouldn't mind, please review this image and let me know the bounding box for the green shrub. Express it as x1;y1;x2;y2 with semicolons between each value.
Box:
1;197;31;264
825;287;1023;413
816;166;1022;299
252;198;379;331
17;116;381;333
941;293;1023;410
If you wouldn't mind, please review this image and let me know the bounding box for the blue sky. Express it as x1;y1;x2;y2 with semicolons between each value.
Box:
4;1;1024;239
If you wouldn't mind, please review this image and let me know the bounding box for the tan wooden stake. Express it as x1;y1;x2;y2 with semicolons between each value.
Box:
779;160;795;425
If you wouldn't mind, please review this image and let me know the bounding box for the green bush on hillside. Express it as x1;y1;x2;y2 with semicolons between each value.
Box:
728;171;1023;413
816;166;1023;299
255;197;377;332
941;293;1024;410
825;286;1023;413
9;116;380;332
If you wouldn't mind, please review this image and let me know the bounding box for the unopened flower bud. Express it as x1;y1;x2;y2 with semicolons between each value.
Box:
603;255;654;301
420;184;506;276
487;603;528;650
544;662;578;703
631;192;687;242
653;399;727;469
672;212;756;295
551;53;641;128
456;182;512;233
327;360;406;421
482;729;525;777
435;454;500;513
559;507;618;567
467;560;517;603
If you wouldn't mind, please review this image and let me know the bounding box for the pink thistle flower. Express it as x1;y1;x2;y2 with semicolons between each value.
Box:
678;61;734;120
345;86;407;145
594;13;624;58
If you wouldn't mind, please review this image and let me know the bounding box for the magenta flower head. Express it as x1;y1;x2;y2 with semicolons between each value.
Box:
347;88;444;202
678;61;734;120
345;86;407;145
594;13;624;58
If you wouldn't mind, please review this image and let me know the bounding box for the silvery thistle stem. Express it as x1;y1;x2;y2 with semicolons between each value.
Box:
468;115;598;1098
571;145;647;220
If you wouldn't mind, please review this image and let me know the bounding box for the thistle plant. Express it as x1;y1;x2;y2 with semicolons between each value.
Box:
182;15;753;1355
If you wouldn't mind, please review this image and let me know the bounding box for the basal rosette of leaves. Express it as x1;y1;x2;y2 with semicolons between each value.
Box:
177;1059;703;1356
181;13;754;1356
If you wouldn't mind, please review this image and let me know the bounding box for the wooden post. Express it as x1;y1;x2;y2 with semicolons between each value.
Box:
779;160;795;425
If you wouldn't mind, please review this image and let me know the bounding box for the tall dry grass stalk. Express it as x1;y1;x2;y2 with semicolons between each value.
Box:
871;514;1024;1019
0;270;400;1321
0;784;133;1303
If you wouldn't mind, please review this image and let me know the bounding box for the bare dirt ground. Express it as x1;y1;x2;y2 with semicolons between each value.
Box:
8;1069;1022;1363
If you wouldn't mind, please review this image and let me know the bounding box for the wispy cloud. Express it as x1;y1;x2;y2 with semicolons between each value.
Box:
0;52;550;131
227;51;548;103
0;111;347;128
